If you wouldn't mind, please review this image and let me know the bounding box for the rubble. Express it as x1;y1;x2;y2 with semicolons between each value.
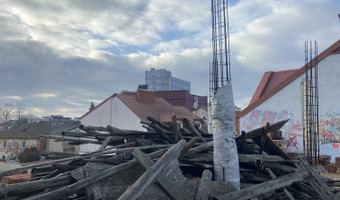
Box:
0;117;339;199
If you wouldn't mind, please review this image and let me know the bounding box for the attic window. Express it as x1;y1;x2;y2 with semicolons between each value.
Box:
21;127;28;132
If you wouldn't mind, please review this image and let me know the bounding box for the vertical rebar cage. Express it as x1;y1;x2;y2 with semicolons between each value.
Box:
303;41;319;164
210;0;231;96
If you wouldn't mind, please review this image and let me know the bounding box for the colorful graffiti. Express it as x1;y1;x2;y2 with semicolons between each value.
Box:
242;109;340;163
242;110;303;152
319;112;340;143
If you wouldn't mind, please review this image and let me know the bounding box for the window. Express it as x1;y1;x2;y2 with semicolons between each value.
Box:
21;141;26;149
11;141;16;148
3;141;6;148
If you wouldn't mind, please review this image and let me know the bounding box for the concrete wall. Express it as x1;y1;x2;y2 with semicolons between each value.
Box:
240;53;340;162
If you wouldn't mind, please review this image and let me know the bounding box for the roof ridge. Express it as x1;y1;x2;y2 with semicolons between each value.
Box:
240;39;340;117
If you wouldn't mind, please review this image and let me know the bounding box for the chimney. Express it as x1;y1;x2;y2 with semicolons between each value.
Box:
136;90;155;104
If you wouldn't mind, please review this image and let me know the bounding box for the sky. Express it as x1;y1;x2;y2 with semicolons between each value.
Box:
1;0;340;118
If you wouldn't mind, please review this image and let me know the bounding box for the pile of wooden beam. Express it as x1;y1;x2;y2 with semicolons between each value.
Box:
0;117;339;200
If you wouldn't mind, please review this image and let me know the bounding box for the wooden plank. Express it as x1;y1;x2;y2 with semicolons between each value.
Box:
172;115;180;142
151;123;175;143
132;148;190;200
147;117;172;131
239;154;286;163
259;122;269;154
195;170;212;200
118;140;186;200
0;175;74;198
184;141;213;157
215;170;310;200
237;119;290;160
183;118;207;143
25;148;170;200
265;168;295;200
0;143;169;176
243;119;289;139
297;154;335;200
178;137;200;159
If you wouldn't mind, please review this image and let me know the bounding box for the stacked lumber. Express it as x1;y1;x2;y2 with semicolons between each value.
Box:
0;117;338;199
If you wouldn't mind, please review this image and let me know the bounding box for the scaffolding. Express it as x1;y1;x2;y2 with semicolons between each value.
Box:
210;0;231;96
303;41;319;164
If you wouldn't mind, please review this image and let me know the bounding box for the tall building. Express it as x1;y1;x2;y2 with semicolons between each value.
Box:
145;68;190;92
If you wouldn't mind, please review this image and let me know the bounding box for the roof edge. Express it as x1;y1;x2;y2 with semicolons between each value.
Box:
79;94;117;119
239;39;340;117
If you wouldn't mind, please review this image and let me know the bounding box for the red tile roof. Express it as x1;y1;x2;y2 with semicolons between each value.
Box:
80;90;199;123
240;39;340;117
249;69;298;105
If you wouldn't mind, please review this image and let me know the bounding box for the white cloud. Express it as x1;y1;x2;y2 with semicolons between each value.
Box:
0;0;339;117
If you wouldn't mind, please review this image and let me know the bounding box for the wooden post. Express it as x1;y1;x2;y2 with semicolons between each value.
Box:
259;122;269;154
195;170;212;200
183;118;207;143
297;154;335;200
25;148;170;200
265;168;295;200
172;115;180;142
179;137;201;159
0;175;74;198
0;143;169;176
131;148;190;200
215;170;310;200
118;140;186;200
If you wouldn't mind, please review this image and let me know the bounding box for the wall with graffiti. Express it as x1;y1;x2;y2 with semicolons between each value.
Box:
319;112;340;162
241;109;340;163
241;109;304;153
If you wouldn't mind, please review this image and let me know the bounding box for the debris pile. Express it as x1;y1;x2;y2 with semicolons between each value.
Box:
0;117;339;199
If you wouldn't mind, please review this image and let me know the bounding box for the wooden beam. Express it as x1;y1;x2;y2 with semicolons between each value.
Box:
131;148;190;200
238;154;286;163
297;154;335;200
0;175;74;198
215;170;310;200
0;143;169;176
265;168;295;200
195;170;212;200
183;118;207;143
118;140;186;200
172;115;180;142
25;148;170;200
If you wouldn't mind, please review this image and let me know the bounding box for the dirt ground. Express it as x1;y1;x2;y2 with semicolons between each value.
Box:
321;172;340;181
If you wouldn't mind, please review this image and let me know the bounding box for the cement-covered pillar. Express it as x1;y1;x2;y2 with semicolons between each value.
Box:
209;82;240;190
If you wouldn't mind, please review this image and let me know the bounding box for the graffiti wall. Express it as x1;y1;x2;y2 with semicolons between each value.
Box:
242;109;304;152
319;112;340;163
241;109;340;163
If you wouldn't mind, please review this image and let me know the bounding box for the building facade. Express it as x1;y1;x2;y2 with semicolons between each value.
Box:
0;121;52;160
145;68;191;92
239;39;340;163
80;90;201;154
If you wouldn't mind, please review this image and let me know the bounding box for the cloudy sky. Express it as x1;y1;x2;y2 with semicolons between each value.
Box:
1;0;339;118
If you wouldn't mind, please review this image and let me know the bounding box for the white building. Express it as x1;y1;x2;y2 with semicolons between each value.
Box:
80;90;201;153
239;39;340;163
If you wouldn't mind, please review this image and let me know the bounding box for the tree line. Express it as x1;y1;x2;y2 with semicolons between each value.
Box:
0;103;40;128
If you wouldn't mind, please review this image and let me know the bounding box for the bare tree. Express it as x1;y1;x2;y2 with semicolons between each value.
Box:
15;102;26;125
0;104;14;127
